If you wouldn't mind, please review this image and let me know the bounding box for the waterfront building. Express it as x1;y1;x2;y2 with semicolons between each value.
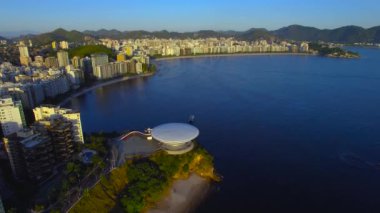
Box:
0;97;26;136
95;63;116;80
80;56;92;73
128;59;136;74
41;75;70;98
290;44;299;53
66;65;84;86
40;119;75;162
8;86;34;109
94;60;134;80
136;62;143;74
33;105;84;143
3;129;55;182
132;55;150;65
151;123;199;155
6;84;45;109
300;42;309;52
80;56;92;82
91;53;108;78
57;50;70;67
45;57;59;68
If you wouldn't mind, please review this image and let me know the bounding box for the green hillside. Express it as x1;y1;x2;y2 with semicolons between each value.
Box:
30;28;85;45
68;45;115;59
70;143;219;213
16;25;380;44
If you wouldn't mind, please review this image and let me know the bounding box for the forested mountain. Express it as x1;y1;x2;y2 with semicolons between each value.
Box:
7;25;380;45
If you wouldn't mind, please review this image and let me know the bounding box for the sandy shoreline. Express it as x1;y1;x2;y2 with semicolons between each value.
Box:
149;174;210;213
58;72;154;106
154;52;314;61
58;53;312;106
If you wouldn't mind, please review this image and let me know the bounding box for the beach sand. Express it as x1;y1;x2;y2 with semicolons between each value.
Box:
154;52;313;61
149;174;210;213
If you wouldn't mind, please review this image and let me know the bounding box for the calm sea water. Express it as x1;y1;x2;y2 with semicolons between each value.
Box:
65;48;380;212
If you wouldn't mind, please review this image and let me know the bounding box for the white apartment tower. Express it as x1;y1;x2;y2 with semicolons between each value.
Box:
0;97;26;136
18;45;29;57
19;44;31;66
33;105;84;143
59;41;69;49
57;51;70;67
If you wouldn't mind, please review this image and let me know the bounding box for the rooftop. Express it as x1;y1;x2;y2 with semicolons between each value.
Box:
151;123;199;145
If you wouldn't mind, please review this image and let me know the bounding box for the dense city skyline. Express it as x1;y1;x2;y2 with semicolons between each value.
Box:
1;0;379;37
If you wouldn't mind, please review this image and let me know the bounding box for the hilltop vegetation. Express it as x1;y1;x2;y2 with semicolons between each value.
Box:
70;164;129;213
309;43;359;58
68;45;115;59
70;143;218;213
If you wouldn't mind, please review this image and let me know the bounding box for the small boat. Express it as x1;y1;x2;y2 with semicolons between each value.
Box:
188;115;195;124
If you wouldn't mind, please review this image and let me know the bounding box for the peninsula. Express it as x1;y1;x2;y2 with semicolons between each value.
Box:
70;146;218;213
309;43;360;58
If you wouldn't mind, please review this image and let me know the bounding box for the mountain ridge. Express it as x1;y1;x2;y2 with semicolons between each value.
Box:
4;25;380;44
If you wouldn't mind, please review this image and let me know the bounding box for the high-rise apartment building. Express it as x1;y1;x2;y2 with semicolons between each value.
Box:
19;44;30;66
3;129;55;182
136;62;143;74
0;97;26;136
45;119;75;161
91;53;108;78
57;51;70;67
33;105;84;143
71;56;81;68
18;45;29;58
59;41;69;49
66;65;84;86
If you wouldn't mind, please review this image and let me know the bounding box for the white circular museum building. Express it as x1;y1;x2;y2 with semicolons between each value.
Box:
151;123;199;154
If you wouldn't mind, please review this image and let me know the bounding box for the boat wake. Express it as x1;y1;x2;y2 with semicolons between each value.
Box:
339;152;375;170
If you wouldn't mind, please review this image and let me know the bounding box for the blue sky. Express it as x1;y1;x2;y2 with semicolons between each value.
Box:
0;0;379;35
